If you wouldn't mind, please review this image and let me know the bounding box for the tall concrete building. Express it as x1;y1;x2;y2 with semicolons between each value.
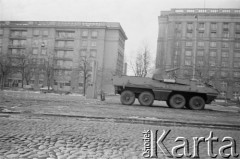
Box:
156;8;240;99
0;21;127;93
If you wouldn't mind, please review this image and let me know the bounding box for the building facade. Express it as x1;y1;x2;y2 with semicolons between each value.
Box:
0;21;127;94
156;8;240;99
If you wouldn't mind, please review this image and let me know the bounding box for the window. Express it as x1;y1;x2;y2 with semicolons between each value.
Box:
221;71;228;77
82;30;88;38
233;72;240;78
0;29;3;35
210;32;217;38
223;23;229;29
235;42;240;49
57;51;64;58
0;39;2;46
197;41;204;47
235;53;240;58
43;30;48;36
236;23;240;30
210;42;217;48
41;49;47;55
211;23;217;30
209;60;216;66
186;41;193;47
233;62;240;68
91;31;98;38
199;23;204;29
233;92;239;99
236;33;240;38
221;61;228;67
42;39;48;46
185;58;192;66
187;23;193;30
210;51;217;57
39;58;45;64
198;32;204;38
185;50;192;56
222;42;229;48
197;60;204;66
91;41;97;47
221;52;229;57
176;32;181;38
33;48;38;55
65;81;71;86
33;29;40;36
223;31;229;38
82;41;88;46
175;42;180;47
80;49;87;56
57;41;64;47
66;41;73;47
197;50;204;56
12;49;17;54
209;71;215;76
186;32;192;38
65;51;73;58
90;50;97;57
175;23;181;30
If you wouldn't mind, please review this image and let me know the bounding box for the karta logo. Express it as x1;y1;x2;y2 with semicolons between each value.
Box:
142;129;239;158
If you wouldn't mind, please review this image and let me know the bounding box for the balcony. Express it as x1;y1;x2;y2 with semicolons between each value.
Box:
9;35;27;39
55;37;75;41
54;56;73;61
54;46;74;51
8;44;26;48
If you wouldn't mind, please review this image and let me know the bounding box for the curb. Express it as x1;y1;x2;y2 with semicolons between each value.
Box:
1;112;240;131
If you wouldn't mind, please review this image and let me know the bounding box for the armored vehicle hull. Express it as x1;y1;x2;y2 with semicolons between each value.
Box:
112;75;219;110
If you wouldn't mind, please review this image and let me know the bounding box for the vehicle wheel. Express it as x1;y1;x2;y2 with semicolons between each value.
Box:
169;94;186;109
188;96;205;110
120;90;135;105
138;91;154;106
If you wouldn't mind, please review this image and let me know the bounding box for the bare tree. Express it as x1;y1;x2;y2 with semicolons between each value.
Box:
24;66;33;85
0;55;12;89
45;55;54;90
130;45;151;77
16;54;32;88
78;56;92;96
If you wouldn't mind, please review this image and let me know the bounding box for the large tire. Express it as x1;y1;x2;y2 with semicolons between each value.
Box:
169;94;186;109
120;90;135;105
188;96;205;110
138;91;154;106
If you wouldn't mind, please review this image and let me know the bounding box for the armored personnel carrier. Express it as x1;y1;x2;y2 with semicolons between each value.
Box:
112;69;219;110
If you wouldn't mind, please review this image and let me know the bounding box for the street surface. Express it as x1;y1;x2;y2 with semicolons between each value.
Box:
0;114;240;159
0;90;240;159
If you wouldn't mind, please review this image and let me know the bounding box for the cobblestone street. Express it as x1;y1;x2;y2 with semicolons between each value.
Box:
1;90;240;158
0;114;240;159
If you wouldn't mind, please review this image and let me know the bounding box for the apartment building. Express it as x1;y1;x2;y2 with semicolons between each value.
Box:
0;21;127;93
156;8;240;99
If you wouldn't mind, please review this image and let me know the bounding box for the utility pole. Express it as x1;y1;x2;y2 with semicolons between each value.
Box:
192;15;198;81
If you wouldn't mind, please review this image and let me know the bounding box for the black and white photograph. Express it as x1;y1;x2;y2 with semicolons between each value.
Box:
0;0;240;158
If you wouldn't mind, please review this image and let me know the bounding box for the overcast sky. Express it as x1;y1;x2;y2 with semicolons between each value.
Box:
0;0;240;68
